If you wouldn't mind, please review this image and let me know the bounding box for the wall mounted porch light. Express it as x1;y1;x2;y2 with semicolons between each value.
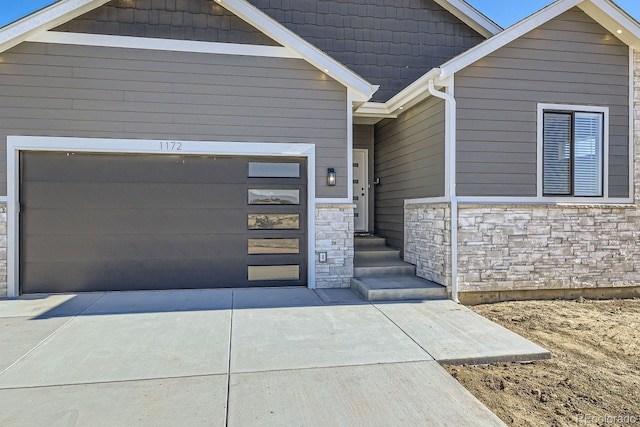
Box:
327;168;336;186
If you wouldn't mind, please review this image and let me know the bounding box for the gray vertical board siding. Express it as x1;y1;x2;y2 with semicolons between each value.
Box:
353;124;375;231
249;0;486;102
455;8;630;198
0;42;348;198
54;0;279;45
374;97;446;251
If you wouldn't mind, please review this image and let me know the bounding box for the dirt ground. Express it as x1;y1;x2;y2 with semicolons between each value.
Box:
444;298;640;426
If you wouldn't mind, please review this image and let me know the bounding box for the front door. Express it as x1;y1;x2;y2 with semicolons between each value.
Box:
353;149;368;232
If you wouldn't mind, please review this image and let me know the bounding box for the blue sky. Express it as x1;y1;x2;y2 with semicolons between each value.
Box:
466;0;640;27
0;0;639;29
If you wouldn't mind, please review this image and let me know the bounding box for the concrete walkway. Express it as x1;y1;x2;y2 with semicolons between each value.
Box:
0;288;549;426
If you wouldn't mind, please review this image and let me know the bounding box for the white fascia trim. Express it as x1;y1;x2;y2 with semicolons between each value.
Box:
457;196;634;205
405;197;450;206
216;0;377;103
385;68;443;112
580;0;640;50
355;0;640;120
352;104;397;121
438;0;582;79
354;68;443;120
6;136;317;296
432;0;502;38
537;103;610;199
0;0;110;54
29;31;303;59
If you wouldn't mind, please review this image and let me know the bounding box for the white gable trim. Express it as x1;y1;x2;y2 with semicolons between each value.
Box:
0;0;377;103
439;0;640;79
438;0;583;79
354;0;640;121
433;0;501;38
0;0;110;54
580;0;640;50
215;0;377;102
29;31;303;59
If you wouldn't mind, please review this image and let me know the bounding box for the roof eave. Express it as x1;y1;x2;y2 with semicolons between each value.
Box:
433;0;502;38
0;0;378;102
438;0;584;79
0;0;111;54
579;0;640;49
354;0;640;119
216;0;378;102
354;68;443;121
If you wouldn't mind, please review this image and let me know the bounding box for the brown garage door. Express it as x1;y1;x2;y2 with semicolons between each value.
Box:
20;152;307;293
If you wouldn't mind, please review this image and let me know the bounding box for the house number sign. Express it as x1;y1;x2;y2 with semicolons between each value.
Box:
160;141;183;151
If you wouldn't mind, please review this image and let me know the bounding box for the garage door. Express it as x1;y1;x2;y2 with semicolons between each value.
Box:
20;152;307;293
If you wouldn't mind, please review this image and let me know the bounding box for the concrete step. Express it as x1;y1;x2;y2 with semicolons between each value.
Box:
353;260;416;277
354;236;388;250
350;276;448;301
354;248;401;264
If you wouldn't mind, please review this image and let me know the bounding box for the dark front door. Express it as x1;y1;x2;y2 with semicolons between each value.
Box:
19;151;307;293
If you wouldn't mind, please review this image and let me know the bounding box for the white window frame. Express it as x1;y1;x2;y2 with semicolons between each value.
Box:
537;103;610;200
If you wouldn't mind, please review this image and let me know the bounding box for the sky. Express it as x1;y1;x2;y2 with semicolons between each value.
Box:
0;0;640;29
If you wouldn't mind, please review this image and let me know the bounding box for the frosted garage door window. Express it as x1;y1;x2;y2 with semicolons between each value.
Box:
248;214;300;230
248;265;300;281
249;162;300;178
248;239;300;254
248;189;300;205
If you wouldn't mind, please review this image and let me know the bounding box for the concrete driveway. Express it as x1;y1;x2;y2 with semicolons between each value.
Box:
0;288;549;426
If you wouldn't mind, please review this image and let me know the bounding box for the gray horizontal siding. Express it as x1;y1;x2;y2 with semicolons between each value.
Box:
354;124;374;231
455;8;630;198
54;0;278;45
374;97;445;251
0;42;348;198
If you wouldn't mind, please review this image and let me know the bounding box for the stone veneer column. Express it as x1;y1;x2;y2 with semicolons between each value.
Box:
314;203;354;288
404;203;452;290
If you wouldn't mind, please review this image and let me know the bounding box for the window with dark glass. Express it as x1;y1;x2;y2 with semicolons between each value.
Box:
543;110;603;197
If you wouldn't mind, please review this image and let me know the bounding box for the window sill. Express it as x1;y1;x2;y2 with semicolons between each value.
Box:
456;196;635;207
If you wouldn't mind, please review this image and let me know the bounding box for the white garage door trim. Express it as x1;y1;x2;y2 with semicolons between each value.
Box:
6;136;317;297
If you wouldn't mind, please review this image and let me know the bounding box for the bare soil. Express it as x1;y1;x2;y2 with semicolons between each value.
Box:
444;298;640;426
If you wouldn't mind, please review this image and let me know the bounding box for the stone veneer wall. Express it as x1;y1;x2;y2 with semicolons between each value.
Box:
457;204;640;292
315;203;354;288
404;203;452;290
0;206;6;297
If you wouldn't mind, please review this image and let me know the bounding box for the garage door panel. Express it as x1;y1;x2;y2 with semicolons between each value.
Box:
21;259;252;293
22;153;250;184
20;152;307;293
22;182;249;209
22;208;248;236
21;234;257;263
